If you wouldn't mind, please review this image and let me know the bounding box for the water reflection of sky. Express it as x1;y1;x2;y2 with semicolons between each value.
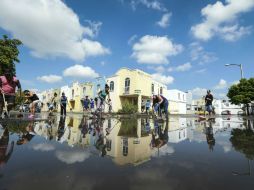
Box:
0;116;254;190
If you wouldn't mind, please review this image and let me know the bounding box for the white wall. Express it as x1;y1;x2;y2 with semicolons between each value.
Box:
213;99;242;115
165;89;187;114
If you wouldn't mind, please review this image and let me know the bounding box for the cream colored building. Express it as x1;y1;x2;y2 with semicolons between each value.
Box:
68;82;94;113
106;119;154;166
107;68;166;113
39;89;54;112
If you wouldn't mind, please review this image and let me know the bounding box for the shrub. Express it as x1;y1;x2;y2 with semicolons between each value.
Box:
118;101;138;114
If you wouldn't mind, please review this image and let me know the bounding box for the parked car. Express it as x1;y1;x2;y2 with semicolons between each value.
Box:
221;110;231;115
237;110;245;115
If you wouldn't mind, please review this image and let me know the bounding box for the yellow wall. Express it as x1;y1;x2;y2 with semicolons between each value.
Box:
107;68;166;112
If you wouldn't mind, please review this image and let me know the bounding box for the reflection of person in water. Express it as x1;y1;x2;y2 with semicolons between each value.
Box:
57;116;66;141
47;116;56;140
16;122;35;145
105;118;112;135
0;128;14;166
204;119;215;151
92;118;106;157
151;119;169;149
79;116;88;138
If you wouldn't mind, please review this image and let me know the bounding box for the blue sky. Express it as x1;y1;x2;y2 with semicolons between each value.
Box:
0;0;254;98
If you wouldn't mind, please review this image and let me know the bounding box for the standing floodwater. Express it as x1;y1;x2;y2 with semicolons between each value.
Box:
0;115;254;190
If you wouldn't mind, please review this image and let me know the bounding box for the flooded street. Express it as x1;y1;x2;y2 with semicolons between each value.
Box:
0;115;254;190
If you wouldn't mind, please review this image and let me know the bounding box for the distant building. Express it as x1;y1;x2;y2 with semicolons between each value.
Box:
213;99;242;115
164;89;187;114
186;91;193;113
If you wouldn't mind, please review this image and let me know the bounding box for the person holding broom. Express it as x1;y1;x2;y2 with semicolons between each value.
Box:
0;69;21;118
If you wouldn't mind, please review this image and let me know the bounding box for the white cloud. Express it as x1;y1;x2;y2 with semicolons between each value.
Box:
128;34;138;45
151;73;174;85
175;62;192;72
63;64;99;78
190;87;207;97
214;79;228;90
84;20;102;38
82;39;110;57
37;75;62;83
195;69;207;73
32;143;55;152
56;150;91;164
130;0;167;12
147;65;165;73
168;63;192;72
219;24;251;41
231;80;240;85
157;12;172;28
132;35;183;64
191;0;254;41
0;0;110;61
189;42;217;65
152;144;175;157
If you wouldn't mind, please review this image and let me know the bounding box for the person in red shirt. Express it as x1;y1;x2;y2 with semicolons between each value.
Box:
0;69;21;117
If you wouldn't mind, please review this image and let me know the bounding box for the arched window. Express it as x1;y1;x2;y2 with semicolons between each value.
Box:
125;78;130;93
83;87;86;95
160;87;163;95
110;81;114;91
151;84;154;93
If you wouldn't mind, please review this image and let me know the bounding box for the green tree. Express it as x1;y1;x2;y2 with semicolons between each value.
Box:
230;120;254;160
0;35;22;75
227;78;254;115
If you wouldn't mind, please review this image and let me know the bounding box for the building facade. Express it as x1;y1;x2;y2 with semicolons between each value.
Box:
107;68;166;113
164;89;187;114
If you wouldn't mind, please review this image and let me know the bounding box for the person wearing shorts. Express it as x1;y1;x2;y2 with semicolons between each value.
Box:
0;70;21;117
205;90;214;116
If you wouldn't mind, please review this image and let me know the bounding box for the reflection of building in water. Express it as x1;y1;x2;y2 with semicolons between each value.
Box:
106;119;154;166
167;117;193;143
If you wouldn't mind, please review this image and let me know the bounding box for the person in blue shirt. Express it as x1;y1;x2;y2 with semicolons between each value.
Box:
90;98;95;111
145;100;150;114
60;92;68;116
83;96;90;111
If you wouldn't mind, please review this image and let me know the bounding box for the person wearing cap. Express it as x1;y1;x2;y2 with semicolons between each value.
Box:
97;84;110;112
0;69;21;117
205;90;214;116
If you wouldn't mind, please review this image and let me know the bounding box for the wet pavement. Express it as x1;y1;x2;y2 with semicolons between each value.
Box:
0;115;254;190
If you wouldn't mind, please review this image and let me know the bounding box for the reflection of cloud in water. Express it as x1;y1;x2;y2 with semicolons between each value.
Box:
130;167;179;190
32;143;55;152
152;144;175;157
56;150;91;164
217;141;232;153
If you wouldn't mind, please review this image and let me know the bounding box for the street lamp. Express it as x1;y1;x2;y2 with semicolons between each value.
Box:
225;64;243;79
